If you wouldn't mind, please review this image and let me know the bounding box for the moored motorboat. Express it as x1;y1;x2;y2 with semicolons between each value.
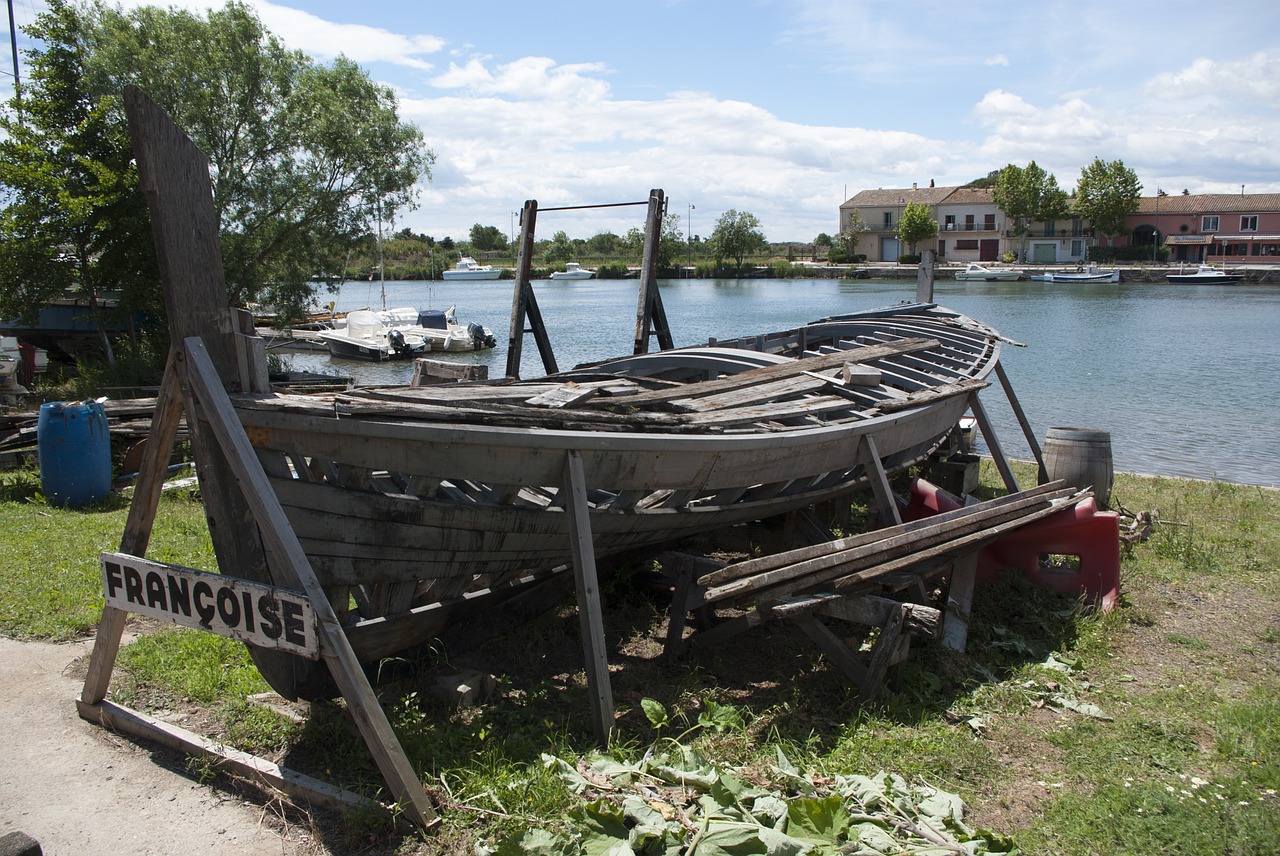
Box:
315;309;426;361
382;305;497;351
954;263;1023;282
442;257;502;280
1166;264;1245;284
549;262;595;280
1030;264;1120;283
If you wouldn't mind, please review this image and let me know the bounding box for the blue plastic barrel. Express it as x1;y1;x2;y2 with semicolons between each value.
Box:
37;400;112;507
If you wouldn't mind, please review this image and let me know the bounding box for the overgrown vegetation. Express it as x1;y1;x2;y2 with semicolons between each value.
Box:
1;462;1276;853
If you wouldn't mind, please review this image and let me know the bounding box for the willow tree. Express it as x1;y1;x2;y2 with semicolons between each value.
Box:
84;0;434;317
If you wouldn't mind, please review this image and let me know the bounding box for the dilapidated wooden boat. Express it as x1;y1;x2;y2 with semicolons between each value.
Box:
226;305;998;691
121;86;1008;703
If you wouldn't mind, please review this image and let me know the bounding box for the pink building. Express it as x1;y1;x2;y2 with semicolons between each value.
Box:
1124;193;1280;263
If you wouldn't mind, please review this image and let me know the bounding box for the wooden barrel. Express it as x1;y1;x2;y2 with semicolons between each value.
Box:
1043;427;1113;508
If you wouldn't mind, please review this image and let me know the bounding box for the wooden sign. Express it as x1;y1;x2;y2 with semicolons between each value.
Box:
101;552;319;658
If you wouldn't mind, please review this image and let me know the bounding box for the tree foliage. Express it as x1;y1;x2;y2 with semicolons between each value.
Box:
897;201;938;253
709;209;767;269
0;0;157;361
469;223;508;252
1073;157;1142;246
2;0;433;324
992;161;1070;261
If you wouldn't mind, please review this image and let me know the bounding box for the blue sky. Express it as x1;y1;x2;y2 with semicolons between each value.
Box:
5;0;1280;242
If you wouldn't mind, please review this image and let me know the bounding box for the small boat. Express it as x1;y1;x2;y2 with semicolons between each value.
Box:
442;257;502;281
382;306;497;352
1166;264;1245;284
954;263;1023;282
315;309;426;361
549;262;595;281
1030;265;1120;283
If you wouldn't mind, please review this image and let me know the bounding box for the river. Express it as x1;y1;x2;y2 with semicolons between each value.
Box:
275;276;1280;488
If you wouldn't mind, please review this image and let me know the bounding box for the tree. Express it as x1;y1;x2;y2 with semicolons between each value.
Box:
830;210;869;263
585;231;621;256
1073;157;1141;247
897;201;939;255
0;0;157;363
544;230;575;263
81;0;433;317
992;161;1070;262
709;209;767;270
469;224;508;252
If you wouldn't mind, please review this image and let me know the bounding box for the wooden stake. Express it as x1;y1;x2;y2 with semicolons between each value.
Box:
562;450;615;745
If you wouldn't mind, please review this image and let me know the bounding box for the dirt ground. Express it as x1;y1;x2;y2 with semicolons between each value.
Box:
0;635;317;856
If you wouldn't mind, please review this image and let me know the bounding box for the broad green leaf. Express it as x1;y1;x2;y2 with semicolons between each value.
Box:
784;796;850;844
641;697;670;729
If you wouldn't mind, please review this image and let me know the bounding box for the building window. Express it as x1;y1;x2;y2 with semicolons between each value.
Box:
985;214;996;231
964;214;975;231
1071;240;1083;257
1202;215;1220;232
955;240;979;250
944;215;956;231
883;212;893;228
1241;215;1258;231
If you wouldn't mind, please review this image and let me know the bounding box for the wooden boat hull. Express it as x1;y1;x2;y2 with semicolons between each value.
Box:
227;307;1003;700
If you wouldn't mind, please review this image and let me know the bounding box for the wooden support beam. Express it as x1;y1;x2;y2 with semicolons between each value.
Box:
81;355;185;706
857;602;909;705
634;189;674;354
969;393;1020;492
182;338;438;828
794;614;868;684
562;450;615;746
505;199;558;378
941;552;979;652
994;361;1048;484
77;700;384;817
860;434;903;526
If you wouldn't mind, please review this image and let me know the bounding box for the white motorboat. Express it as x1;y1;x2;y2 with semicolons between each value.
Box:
549;262;595;280
315;309;427;361
382;306;497;352
953;263;1023;282
442;257;502;281
1030;265;1120;283
1166;264;1245;284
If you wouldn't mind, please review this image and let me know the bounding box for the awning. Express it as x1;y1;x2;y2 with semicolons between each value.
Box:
1164;235;1212;245
1212;234;1280;241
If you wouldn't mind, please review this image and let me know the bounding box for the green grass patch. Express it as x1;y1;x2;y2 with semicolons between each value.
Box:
0;470;215;639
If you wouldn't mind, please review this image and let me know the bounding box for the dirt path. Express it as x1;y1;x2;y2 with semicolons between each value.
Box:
0;636;316;855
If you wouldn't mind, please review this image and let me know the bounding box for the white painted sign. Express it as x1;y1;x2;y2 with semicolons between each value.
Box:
101;552;319;658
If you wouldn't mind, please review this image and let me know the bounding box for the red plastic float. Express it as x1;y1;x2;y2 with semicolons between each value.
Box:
906;478;1120;612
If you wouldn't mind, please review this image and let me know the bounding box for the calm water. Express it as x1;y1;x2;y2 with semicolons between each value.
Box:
279;277;1280;488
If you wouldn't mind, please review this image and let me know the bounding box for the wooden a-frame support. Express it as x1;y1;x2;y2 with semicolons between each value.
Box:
505;189;673;379
77;86;438;829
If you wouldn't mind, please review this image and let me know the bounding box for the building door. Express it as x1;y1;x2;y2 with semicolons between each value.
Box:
979;239;998;261
1032;243;1057;263
880;236;900;262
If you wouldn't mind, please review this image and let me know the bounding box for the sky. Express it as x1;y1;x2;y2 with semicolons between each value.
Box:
4;0;1280;243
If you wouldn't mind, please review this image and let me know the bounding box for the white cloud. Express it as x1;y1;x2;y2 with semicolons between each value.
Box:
985;54;1010;67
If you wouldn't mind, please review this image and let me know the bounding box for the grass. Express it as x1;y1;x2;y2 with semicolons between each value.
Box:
2;460;1278;854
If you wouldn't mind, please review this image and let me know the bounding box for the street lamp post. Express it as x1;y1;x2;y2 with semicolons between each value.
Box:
1153;188;1160;263
687;203;695;277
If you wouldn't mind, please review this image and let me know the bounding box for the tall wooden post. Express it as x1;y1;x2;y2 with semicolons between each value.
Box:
634;189;674;354
505;200;558;379
916;249;935;304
